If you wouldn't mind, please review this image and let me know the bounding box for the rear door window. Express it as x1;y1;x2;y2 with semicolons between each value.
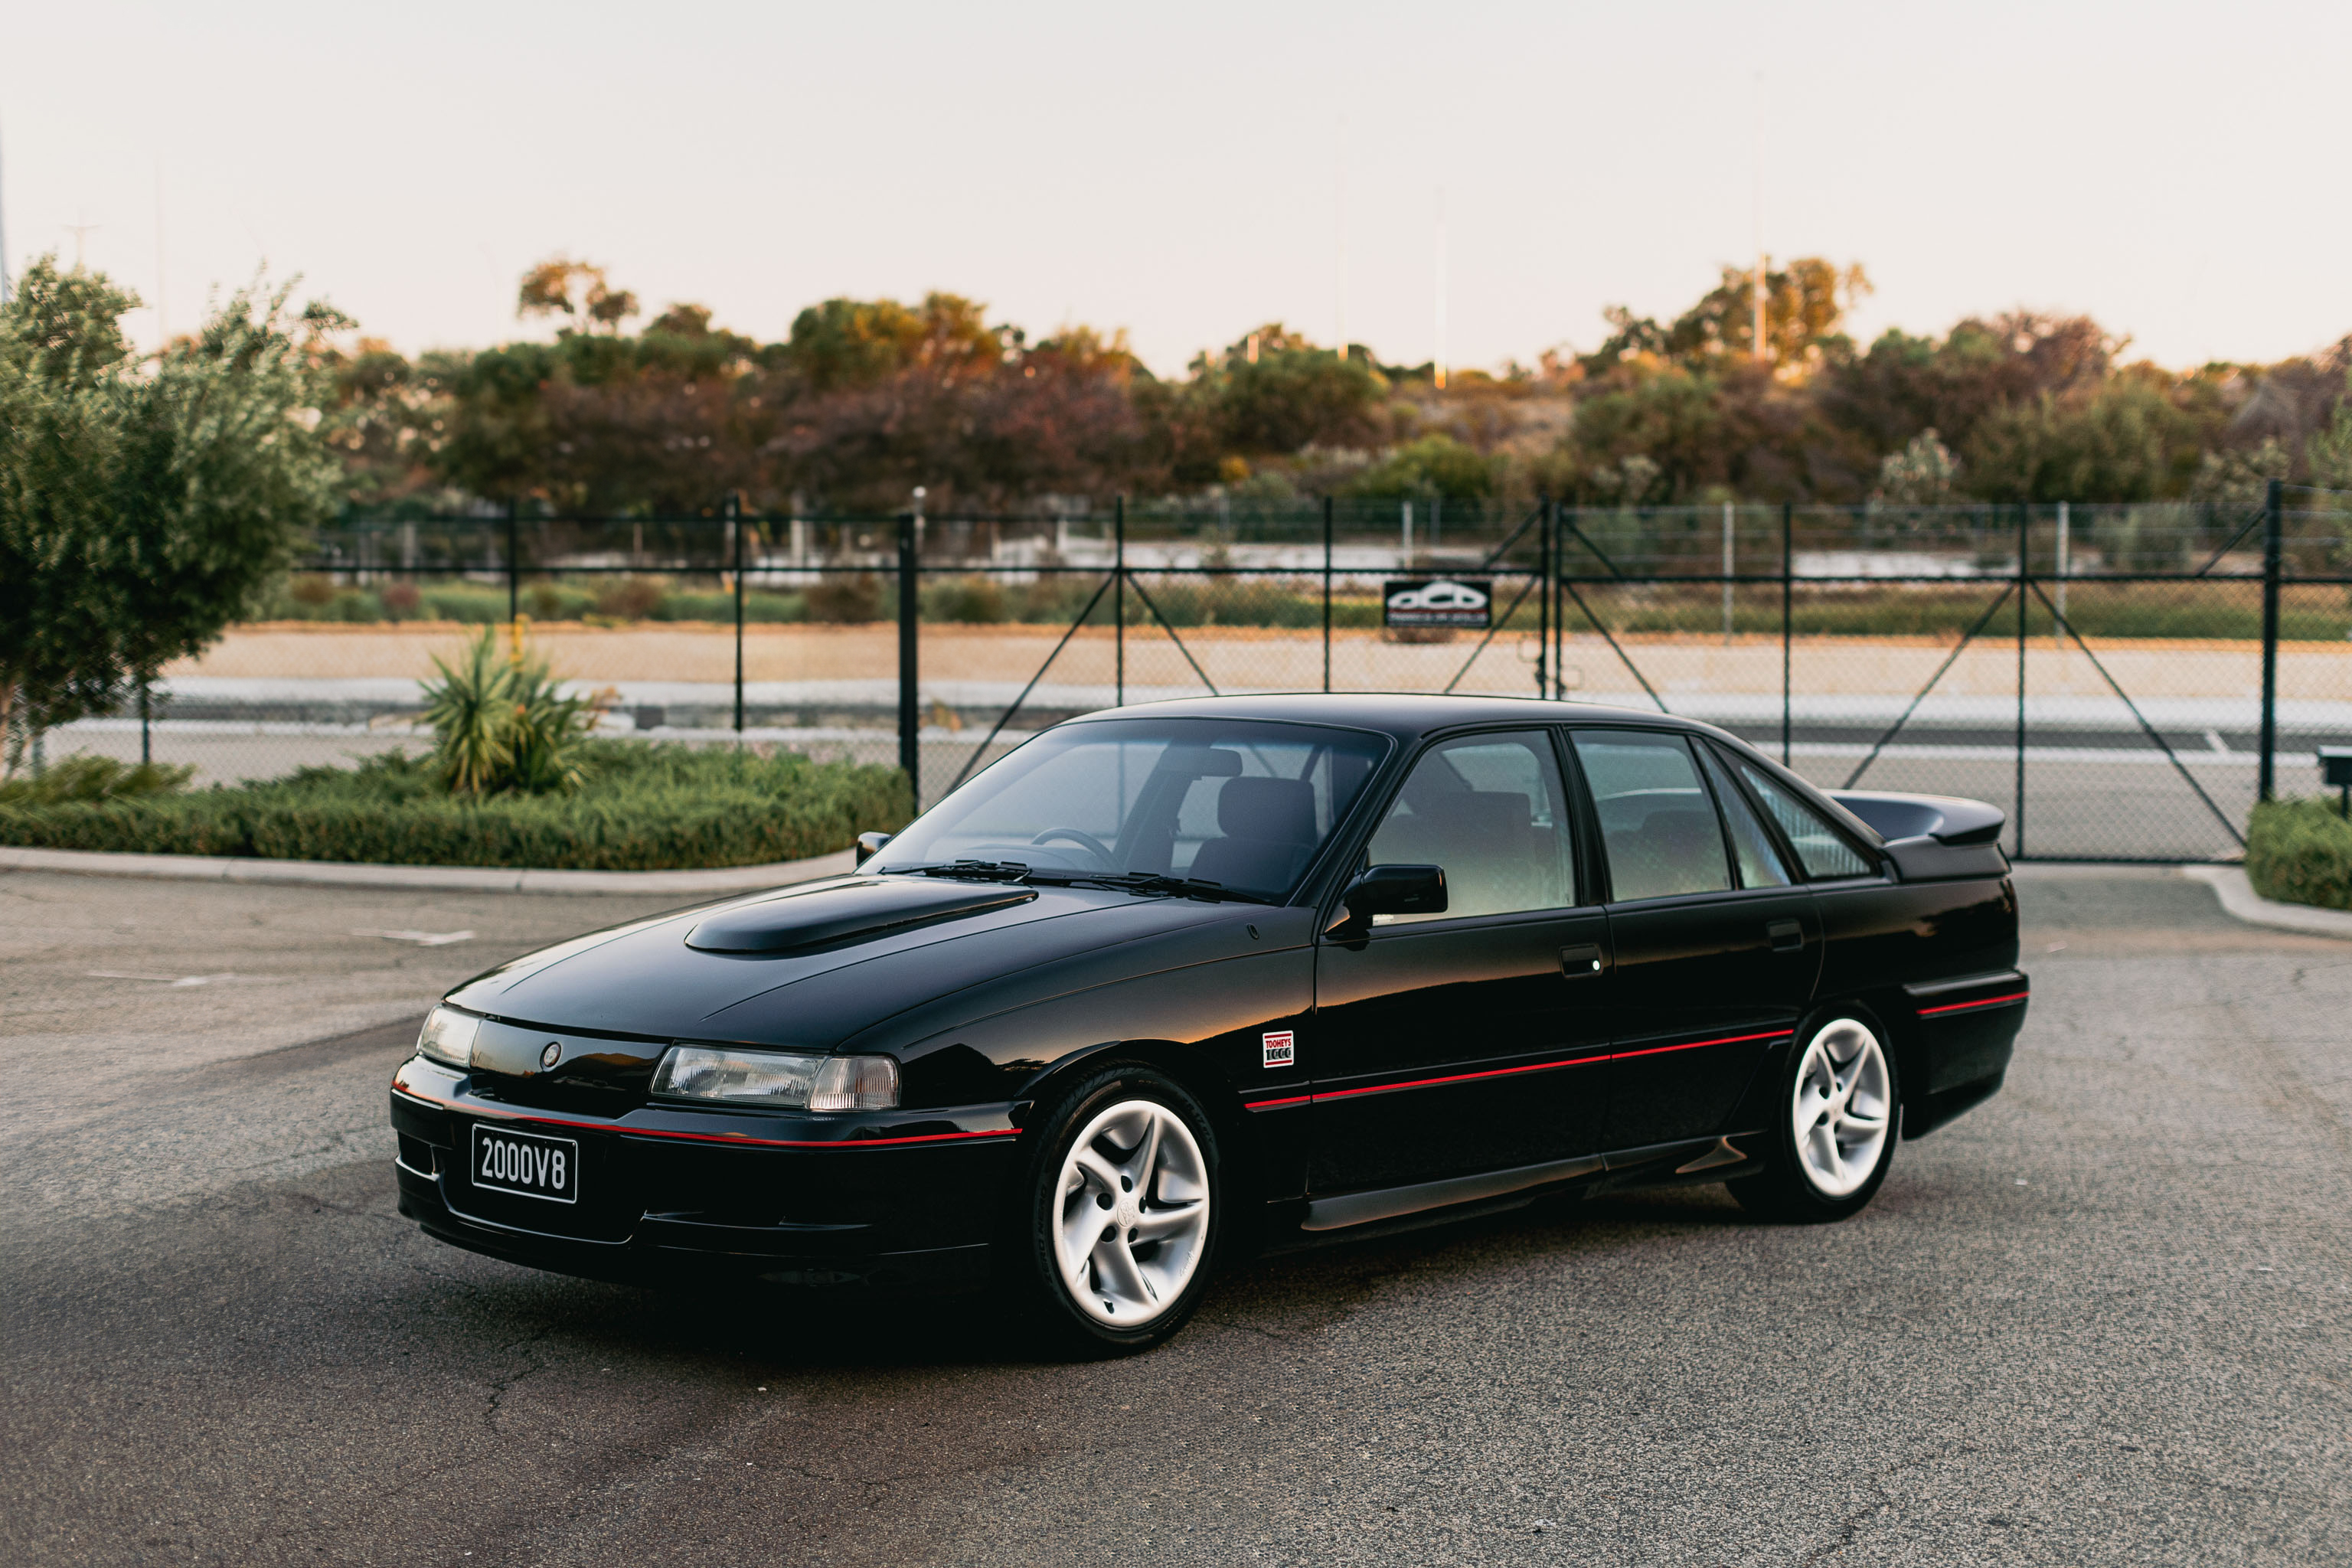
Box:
1570;731;1732;902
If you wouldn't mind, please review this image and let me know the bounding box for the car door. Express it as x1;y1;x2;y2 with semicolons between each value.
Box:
1568;728;1822;1152
1310;730;1615;1194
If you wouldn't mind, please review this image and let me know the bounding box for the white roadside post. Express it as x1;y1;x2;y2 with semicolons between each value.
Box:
2054;501;2069;648
1723;500;1736;645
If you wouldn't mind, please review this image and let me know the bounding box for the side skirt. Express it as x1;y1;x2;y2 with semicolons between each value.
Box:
1272;1133;1770;1244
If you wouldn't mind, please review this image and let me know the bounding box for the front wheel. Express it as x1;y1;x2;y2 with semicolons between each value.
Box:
1012;1067;1220;1354
1731;1013;1900;1223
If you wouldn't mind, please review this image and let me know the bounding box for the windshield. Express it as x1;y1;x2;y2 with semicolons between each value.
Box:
871;718;1390;900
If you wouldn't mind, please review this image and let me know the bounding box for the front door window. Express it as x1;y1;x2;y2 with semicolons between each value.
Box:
1363;732;1576;920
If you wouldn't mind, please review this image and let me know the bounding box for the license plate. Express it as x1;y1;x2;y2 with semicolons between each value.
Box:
470;1124;580;1204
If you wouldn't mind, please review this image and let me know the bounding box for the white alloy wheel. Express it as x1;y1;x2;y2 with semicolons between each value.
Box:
1789;1018;1893;1198
1051;1098;1211;1328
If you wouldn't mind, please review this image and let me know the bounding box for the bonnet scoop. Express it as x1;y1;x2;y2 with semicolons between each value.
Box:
684;877;1037;954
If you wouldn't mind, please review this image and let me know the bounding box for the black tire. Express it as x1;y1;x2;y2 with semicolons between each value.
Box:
1008;1063;1223;1356
1730;1008;1902;1223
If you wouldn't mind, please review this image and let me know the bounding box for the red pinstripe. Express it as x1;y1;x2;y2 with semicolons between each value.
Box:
391;1083;1019;1150
1916;990;2030;1016
1244;1028;1793;1110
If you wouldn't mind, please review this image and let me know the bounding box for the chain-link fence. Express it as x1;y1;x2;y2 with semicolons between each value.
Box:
53;490;2351;861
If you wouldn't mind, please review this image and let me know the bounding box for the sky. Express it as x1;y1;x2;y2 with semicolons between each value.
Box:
3;0;2346;377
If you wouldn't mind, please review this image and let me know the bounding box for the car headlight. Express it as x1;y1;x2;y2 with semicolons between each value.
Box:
416;1005;481;1069
652;1046;900;1112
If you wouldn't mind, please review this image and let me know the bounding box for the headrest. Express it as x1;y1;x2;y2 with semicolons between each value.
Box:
1456;791;1532;833
1642;808;1719;848
1217;776;1317;844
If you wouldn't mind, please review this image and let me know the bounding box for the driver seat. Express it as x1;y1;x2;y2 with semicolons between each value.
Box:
1184;777;1318;891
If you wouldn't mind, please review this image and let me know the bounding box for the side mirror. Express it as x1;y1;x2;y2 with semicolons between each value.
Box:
854;831;893;867
1326;864;1446;937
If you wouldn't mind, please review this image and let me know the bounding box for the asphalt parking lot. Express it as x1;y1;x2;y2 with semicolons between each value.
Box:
2;864;2346;1566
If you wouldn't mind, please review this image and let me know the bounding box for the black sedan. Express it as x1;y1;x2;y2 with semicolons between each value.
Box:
390;694;2027;1351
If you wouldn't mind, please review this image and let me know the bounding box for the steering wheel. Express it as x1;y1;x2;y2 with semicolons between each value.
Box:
1031;827;1116;865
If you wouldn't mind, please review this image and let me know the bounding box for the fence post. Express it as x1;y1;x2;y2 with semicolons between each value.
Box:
2259;476;2283;802
2015;503;2029;858
1781;501;1793;766
1321;495;1334;693
729;494;745;735
897;511;920;810
505;501;520;624
139;680;152;766
1114;496;1125;707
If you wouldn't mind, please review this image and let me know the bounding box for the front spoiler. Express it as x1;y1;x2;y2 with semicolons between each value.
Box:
394;1165;995;1292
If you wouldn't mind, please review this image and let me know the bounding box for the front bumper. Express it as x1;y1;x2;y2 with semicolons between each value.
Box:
390;1056;1022;1292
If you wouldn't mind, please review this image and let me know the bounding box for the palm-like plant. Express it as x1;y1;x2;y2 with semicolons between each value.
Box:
505;647;590;794
420;630;517;794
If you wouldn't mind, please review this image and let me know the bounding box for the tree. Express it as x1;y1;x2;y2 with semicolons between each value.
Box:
1348;433;1497;501
1964;377;2200;502
0;257;339;768
1579;259;1870;377
1876;429;1962;502
516;256;639;332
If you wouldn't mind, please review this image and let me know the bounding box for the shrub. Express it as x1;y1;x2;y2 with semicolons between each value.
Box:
2246;797;2352;911
0;743;912;871
806;573;884;622
0;753;193;805
592;576;668;620
924;577;1007;623
420;627;591;794
380;581;423;619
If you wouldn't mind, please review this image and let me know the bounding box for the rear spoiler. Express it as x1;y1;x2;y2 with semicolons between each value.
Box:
1828;791;2010;880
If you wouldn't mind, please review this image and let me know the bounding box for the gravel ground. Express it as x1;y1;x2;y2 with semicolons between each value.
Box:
1;864;2345;1566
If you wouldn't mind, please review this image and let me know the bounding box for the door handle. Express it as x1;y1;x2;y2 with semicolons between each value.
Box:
1560;942;1604;978
1767;920;1804;952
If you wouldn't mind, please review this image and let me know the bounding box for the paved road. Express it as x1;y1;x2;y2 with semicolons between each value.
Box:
2;866;2346;1565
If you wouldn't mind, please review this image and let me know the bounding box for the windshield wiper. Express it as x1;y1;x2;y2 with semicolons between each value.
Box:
1061;872;1274;904
877;861;1272;903
877;860;1037;882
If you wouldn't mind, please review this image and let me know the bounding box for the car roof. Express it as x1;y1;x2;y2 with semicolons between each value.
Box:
1063;691;1717;746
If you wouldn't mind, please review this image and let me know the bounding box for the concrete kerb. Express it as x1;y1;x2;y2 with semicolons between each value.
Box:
0;844;858;897
2178;863;2352;940
2010;860;2352;939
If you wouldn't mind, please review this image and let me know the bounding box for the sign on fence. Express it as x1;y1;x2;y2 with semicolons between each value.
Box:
1383;578;1493;629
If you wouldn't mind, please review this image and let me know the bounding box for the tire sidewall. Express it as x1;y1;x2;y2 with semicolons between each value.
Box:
1748;1004;1902;1221
1014;1063;1222;1353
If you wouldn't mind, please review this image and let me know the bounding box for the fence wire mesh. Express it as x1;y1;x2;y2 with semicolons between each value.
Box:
40;494;2351;861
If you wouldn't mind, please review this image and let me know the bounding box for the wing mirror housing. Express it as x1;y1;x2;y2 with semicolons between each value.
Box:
854;831;893;867
1326;864;1446;938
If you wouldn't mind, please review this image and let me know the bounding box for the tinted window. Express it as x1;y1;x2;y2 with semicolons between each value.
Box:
1365;731;1575;922
1733;758;1875;880
871;718;1387;900
1697;745;1795;889
1573;731;1733;902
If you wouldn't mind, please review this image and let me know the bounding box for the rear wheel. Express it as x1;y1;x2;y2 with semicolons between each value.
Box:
1012;1066;1220;1354
1731;1013;1900;1223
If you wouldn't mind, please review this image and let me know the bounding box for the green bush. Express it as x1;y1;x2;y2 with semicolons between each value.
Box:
2246;797;2352;911
0;743;912;871
0;753;194;806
